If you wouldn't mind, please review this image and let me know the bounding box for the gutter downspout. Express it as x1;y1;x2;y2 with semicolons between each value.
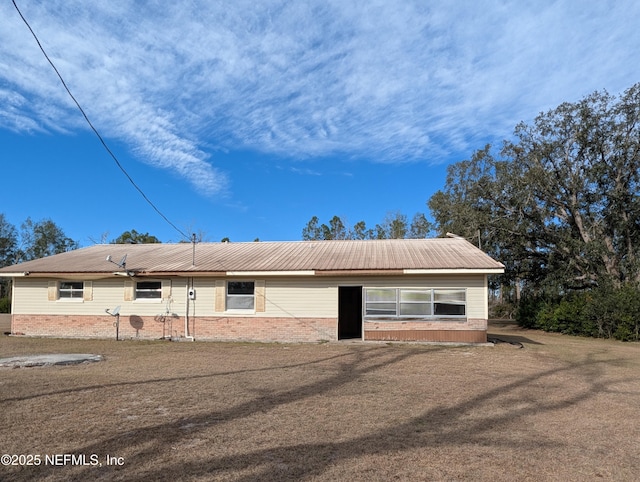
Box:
183;279;194;341
10;277;15;335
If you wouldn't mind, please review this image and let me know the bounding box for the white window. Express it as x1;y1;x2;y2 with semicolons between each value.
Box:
365;288;466;320
135;281;162;299
400;290;432;316
58;281;84;299
227;281;255;310
364;289;397;316
434;289;466;316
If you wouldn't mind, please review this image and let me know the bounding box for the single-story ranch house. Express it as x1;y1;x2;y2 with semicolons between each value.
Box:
0;237;504;343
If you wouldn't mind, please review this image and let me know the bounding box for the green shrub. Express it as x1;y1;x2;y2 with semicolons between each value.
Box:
516;284;640;341
515;296;548;328
0;297;10;313
553;296;585;335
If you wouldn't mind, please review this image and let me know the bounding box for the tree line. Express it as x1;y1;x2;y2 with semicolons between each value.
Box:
0;216;76;311
427;83;640;340
0;218;163;312
302;212;432;240
0;216;78;269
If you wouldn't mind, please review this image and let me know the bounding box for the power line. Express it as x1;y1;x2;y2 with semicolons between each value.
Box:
12;0;190;241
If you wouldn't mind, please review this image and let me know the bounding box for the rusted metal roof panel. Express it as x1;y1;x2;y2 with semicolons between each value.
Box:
0;238;504;276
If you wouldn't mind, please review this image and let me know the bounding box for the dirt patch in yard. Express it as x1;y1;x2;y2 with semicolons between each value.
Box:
0;314;10;335
1;323;639;481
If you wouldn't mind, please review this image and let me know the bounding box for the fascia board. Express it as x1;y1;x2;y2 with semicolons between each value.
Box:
403;268;505;275
225;271;316;276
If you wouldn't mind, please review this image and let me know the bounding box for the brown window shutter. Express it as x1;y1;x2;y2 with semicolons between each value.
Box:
215;280;225;312
124;280;134;301
48;281;58;301
161;280;171;300
83;281;93;301
255;280;265;312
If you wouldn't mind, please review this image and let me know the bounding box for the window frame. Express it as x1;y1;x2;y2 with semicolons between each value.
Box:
433;289;466;316
364;288;466;321
226;280;255;311
363;288;397;317
399;289;433;317
57;281;84;301
135;280;162;301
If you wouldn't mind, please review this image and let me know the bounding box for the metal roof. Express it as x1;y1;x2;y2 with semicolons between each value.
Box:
0;238;504;277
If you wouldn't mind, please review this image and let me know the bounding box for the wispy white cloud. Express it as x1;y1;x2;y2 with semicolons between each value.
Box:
290;167;322;176
1;0;639;193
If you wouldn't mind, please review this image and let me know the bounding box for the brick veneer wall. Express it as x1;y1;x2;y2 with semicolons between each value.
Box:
192;317;337;342
11;314;172;340
11;314;338;343
12;315;487;343
364;318;487;343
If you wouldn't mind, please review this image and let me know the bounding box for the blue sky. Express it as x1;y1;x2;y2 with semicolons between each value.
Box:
2;1;639;244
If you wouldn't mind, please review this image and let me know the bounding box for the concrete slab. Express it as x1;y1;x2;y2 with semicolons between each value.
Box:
0;354;104;368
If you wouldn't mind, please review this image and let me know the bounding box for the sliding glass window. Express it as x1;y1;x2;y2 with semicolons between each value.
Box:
364;288;466;320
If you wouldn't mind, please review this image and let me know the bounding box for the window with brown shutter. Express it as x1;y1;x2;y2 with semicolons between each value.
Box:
48;281;58;301
255;280;265;312
215;280;225;312
83;281;93;301
124;280;134;301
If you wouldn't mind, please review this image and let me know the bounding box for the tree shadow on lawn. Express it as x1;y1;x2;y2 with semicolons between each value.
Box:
8;348;631;481
487;319;545;346
2;348;364;403
487;333;543;346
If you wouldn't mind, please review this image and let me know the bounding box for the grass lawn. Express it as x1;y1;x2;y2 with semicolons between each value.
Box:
1;322;639;481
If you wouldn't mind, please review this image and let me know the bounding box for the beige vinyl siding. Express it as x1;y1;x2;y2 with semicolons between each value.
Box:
12;274;487;320
161;280;172;300
188;279;217;315
195;277;338;317
12;277;189;317
216;274;487;319
261;278;338;317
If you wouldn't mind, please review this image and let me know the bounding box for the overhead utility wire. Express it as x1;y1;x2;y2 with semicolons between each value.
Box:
12;0;190;241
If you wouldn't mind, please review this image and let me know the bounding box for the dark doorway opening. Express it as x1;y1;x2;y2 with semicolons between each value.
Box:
338;286;362;339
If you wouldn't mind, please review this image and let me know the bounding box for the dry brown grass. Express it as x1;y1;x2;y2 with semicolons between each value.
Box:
1;323;639;481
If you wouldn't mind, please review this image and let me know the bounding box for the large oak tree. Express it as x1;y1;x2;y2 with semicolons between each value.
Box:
429;83;640;296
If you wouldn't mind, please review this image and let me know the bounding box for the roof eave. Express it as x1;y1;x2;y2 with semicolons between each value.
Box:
0;272;29;278
1;267;506;278
1;272;124;279
403;268;505;275
315;270;405;276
